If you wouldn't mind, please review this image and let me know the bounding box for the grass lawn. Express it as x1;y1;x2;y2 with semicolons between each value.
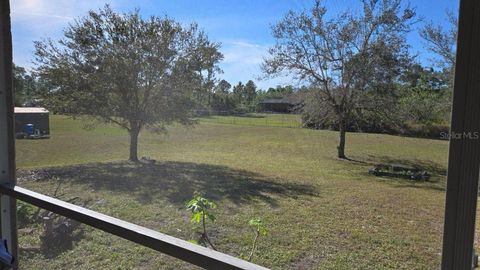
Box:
14;114;473;269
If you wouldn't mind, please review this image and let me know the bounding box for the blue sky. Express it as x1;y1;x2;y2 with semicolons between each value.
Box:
11;0;459;89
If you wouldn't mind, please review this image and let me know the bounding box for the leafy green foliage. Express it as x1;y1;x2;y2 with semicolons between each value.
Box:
34;5;222;161
208;80;261;112
186;195;217;223
396;65;452;126
185;195;270;261
13;64;37;106
248;218;269;261
263;0;416;158
420;11;457;80
396;88;451;126
17;201;38;228
248;218;268;236
186;194;217;250
302;63;453;138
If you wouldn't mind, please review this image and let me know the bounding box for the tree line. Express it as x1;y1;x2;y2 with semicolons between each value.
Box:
14;1;458;161
14;64;303;115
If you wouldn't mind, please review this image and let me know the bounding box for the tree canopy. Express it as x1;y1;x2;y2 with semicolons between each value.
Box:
13;64;36;106
420;11;457;86
34;6;223;161
263;0;415;158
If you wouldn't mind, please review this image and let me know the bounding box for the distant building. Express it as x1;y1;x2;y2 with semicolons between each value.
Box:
14;107;50;136
259;97;302;113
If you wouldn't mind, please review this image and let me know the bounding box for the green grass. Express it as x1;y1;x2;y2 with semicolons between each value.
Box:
14;114;466;269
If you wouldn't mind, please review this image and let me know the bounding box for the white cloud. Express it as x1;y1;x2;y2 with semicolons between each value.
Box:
13;11;73;21
9;2;295;89
10;0;117;68
219;40;294;89
11;0;112;18
223;41;266;65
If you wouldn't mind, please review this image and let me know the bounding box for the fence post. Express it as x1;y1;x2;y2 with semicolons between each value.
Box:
0;1;18;268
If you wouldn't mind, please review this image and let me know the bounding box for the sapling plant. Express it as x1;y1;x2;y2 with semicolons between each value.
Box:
248;218;268;261
186;195;217;250
185;194;269;261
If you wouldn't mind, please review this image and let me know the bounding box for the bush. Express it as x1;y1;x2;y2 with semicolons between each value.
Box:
400;123;450;139
300;86;452;139
17;201;38;228
396;88;452;126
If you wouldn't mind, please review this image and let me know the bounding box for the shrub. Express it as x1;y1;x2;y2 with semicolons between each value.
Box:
17;201;38;228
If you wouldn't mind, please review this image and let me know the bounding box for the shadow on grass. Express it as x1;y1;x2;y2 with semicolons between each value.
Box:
344;155;447;192
29;161;318;207
19;217;86;259
366;155;447;176
17;161;317;260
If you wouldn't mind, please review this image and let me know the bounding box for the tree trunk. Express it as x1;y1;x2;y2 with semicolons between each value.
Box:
129;128;139;162
337;121;346;159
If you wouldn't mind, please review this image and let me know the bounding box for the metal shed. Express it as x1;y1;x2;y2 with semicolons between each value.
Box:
14;107;50;136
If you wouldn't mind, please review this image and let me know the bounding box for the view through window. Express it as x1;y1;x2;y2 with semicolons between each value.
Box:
10;0;464;269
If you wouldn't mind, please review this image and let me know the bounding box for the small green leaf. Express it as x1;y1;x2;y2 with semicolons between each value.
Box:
249;218;268;236
206;213;216;222
259;227;269;236
191;212;202;223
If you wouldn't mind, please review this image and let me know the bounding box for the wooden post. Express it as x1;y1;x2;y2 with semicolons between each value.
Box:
0;0;18;268
441;0;480;269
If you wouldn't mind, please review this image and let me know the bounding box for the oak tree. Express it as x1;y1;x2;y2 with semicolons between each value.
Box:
34;6;222;161
263;0;415;158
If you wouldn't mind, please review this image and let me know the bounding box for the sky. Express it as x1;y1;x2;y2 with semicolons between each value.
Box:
10;0;459;90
